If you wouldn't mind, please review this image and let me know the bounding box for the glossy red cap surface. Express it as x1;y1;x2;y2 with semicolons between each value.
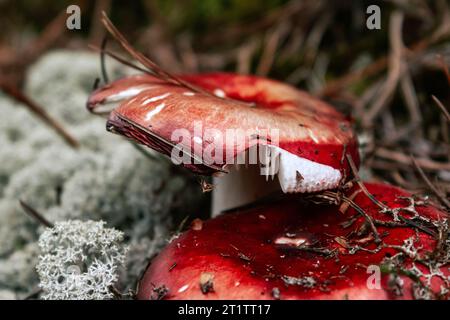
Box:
88;73;358;177
137;183;448;300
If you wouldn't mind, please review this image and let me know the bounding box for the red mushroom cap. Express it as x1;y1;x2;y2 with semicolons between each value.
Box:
137;182;449;300
88;73;359;193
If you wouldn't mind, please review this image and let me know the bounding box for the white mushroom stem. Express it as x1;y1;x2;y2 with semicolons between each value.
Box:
212;164;280;216
211;146;342;216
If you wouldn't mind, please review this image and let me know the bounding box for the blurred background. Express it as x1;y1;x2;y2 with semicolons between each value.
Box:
0;0;449;299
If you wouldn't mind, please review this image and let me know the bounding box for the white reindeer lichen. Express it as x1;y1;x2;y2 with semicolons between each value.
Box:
36;220;128;300
0;50;203;297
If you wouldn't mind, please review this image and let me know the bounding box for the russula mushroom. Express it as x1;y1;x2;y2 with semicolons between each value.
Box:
87;18;448;300
88;72;358;214
137;183;449;300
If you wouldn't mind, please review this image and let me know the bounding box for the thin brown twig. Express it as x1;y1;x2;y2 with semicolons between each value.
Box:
256;21;290;76
89;44;149;74
19;200;53;228
319;54;388;97
411;156;450;209
346;154;388;210
431;95;450;122
100;12;209;96
109;285;123;300
375;148;450;171
323;191;382;243
348;154;440;236
100;37;110;84
140;0;182;72
178;34;199;73
399;70;423;137
0;82;79;149
199;0;308;47
319;10;450;97
364;11;404;127
303;10;332;65
353;80;383;119
22;287;42;300
397;215;436;237
99;12;255;109
236;39;259;74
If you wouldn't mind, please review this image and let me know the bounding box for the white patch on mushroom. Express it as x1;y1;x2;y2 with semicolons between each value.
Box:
143;92;171;104
183;92;195;96
128;96;139;105
213;89;226;98
107;86;152;103
93;86;154;113
178;284;189;293
274;147;341;193
193;136;203;144
307;128;320;143
274;236;308;247
144;102;166;121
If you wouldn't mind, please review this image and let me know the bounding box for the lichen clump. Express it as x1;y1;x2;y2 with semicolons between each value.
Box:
0;50;203;298
36;220;127;300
